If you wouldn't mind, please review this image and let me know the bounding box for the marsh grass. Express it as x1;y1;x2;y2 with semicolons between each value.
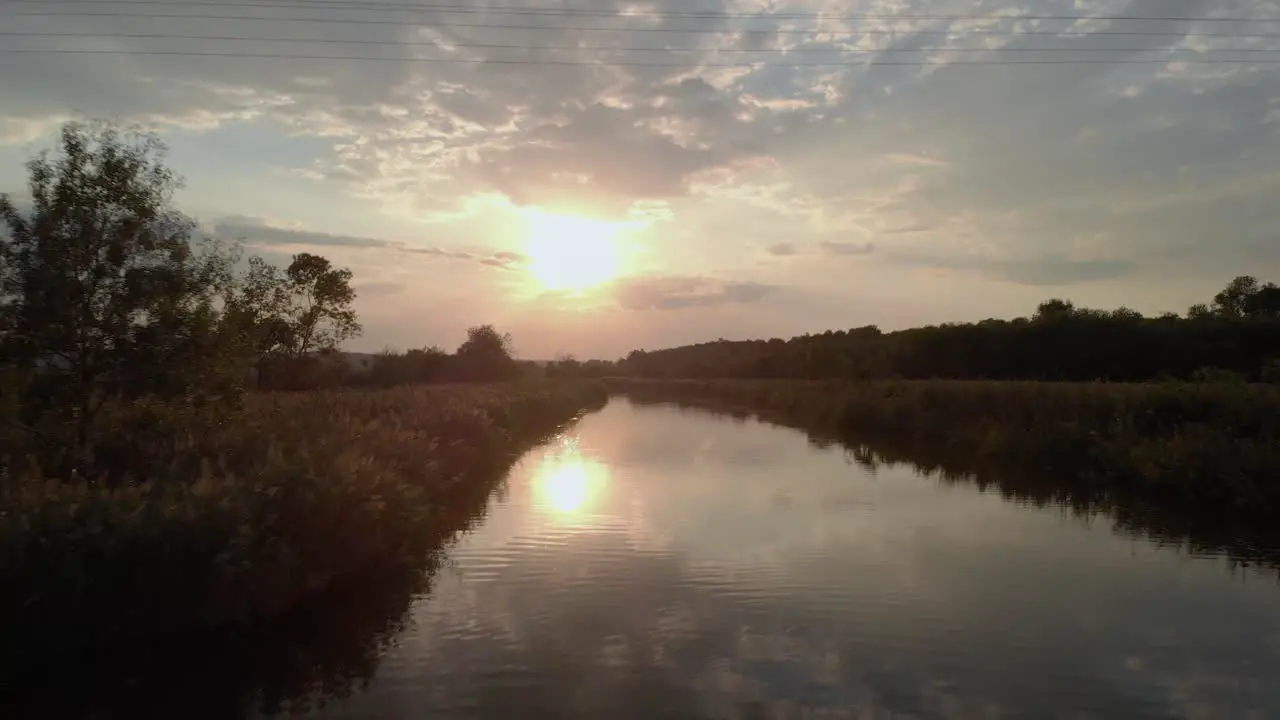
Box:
605;378;1280;513
610;378;1280;576
0;381;607;669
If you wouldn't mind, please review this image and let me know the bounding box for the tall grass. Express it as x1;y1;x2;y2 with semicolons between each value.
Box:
604;378;1280;514
0;381;607;669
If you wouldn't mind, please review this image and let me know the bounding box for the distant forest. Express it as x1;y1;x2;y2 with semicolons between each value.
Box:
613;276;1280;383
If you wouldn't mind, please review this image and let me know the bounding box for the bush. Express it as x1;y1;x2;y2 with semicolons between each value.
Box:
0;381;607;667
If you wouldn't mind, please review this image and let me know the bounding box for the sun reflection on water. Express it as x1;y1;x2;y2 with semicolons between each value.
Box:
532;436;609;518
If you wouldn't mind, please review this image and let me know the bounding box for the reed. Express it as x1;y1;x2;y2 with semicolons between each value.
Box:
604;378;1280;514
0;381;607;668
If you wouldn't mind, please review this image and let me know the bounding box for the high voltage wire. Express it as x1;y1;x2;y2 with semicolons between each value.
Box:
2;47;1277;65
3;30;1276;54
3;0;1279;23
9;10;1280;41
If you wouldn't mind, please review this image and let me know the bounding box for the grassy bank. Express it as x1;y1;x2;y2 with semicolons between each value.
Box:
604;378;1280;515
0;381;606;669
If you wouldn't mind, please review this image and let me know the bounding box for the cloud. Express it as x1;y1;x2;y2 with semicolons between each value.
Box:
766;241;876;258
614;275;775;311
213;217;528;269
992;259;1139;286
215;221;400;251
881;153;950;168
891;251;1139;287
881;223;933;236
479;251;530;270
819;241;876;256
5;0;1280;354
353;280;407;297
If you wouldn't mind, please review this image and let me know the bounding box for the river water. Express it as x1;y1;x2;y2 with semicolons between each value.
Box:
271;397;1280;719
10;397;1280;719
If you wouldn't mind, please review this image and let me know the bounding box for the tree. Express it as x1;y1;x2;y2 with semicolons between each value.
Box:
1187;303;1213;320
226;252;361;389
1033;299;1075;322
452;325;518;381
0;121;237;462
1212;275;1260;317
1244;283;1280;319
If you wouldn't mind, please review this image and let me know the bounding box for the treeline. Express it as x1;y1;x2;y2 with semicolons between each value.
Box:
273;349;614;392
260;325;525;391
616;277;1280;382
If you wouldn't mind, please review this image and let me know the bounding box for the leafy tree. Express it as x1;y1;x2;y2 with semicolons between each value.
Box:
1033;299;1075;322
279;253;360;357
613;278;1280;384
1212;275;1261;317
1187;303;1213;320
363;345;449;387
226;253;361;389
1244;283;1280;319
0;121;237;462
452;325;518;381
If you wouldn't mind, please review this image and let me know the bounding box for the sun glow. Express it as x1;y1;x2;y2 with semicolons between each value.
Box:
532;437;608;517
522;209;627;292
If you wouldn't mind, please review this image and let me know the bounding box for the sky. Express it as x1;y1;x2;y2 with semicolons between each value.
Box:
1;0;1279;359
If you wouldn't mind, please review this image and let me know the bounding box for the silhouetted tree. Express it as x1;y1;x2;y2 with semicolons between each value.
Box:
614;276;1280;383
1033;299;1076;322
452;325;518;382
226;253;361;390
0;121;239;463
1245;284;1280;319
1212;275;1260;317
1187;303;1213;320
362;345;449;387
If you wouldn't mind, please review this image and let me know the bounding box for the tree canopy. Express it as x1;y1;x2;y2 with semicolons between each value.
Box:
0;122;243;459
616;276;1280;383
0;120;364;472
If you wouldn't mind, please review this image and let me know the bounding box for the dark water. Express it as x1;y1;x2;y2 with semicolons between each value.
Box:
10;398;1280;718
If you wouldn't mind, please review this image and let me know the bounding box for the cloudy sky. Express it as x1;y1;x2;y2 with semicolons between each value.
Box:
2;0;1279;358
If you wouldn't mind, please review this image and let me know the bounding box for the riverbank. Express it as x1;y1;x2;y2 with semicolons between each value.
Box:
0;381;607;669
604;378;1280;515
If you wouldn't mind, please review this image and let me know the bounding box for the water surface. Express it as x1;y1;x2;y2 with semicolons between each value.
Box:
281;398;1280;719
9;397;1279;719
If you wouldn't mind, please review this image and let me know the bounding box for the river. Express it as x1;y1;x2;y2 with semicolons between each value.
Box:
13;397;1280;718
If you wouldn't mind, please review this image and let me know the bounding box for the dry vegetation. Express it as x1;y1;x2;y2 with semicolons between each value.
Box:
1;381;607;667
605;378;1280;513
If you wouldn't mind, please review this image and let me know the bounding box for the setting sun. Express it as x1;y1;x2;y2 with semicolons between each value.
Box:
522;209;625;292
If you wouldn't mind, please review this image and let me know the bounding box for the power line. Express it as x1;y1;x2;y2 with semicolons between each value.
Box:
3;30;1276;54
4;0;1279;23
8;10;1280;41
1;46;1276;66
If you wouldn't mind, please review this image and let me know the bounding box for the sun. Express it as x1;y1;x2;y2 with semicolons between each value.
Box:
522;209;625;292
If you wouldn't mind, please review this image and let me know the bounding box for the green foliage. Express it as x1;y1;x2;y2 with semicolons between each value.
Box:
358;346;451;387
0;121;243;468
1210;275;1280;319
224;252;361;391
0;381;608;667
451;324;519;382
545;354;615;379
0;119;612;673
617;276;1280;383
606;378;1280;516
